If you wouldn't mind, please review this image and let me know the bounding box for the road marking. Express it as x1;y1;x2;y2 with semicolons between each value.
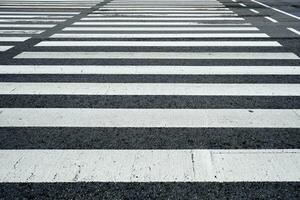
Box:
103;6;226;8
1;83;300;96
15;52;298;59
98;8;230;10
0;15;72;18
287;27;300;36
239;3;247;7
36;41;280;47
51;33;269;38
250;9;259;14
63;27;259;31
252;0;300;20
88;13;238;17
81;17;245;21
0;37;30;42
0;46;13;51
0;6;92;9
93;10;234;13
0;24;55;28
1;65;300;75
0;30;44;34
265;16;278;23
0;108;300;128
0;11;80;15
73;22;252;25
0;19;65;22
1;149;299;182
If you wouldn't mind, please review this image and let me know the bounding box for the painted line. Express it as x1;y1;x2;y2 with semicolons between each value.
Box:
252;0;300;20
103;6;225;8
0;30;43;34
103;5;225;7
73;22;252;25
250;9;259;14
287;27;300;36
36;41;280;47
1;65;300;75
88;13;238;17
0;24;55;28
0;6;92;9
0;19;65;22
1;149;299;182
265;16;278;23
63;27;259;31
0;15;72;18
108;2;223;4
0;37;30;42
0;46;13;51
51;33;269;38
0;108;300;128
98;8;230;10
1;83;300;96
81;17;245;21
239;3;247;7
0;12;80;14
15;52;298;59
93;10;234;13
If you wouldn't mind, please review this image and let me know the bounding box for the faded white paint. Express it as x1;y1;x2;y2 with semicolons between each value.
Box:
0;108;300;128
1;65;299;75
15;52;299;59
36;41;280;47
0;149;299;182
1;83;300;96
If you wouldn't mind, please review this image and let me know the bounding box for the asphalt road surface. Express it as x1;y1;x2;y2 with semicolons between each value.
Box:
0;0;300;199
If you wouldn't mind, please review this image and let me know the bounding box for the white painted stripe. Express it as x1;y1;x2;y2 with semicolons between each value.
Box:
103;5;225;8
287;27;300;36
103;6;225;8
1;149;299;182
0;46;13;51
0;108;300;128
51;33;269;38
0;6;91;8
81;17;244;21
0;24;55;28
5;0;100;1
63;27;258;31
36;41;280;47
73;22;252;25
0;15;72;18
108;2;223;4
1;65;300;75
15;52;298;59
0;11;80;14
2;0;99;1
0;19;65;22
93;10;234;13
0;37;29;42
1;83;300;96
265;16;278;23
252;0;300;20
0;30;43;34
239;3;247;7
98;8;230;10
250;9;259;14
88;13;238;17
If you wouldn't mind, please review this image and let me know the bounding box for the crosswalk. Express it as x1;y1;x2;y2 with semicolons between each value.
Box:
0;0;300;196
0;0;100;52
